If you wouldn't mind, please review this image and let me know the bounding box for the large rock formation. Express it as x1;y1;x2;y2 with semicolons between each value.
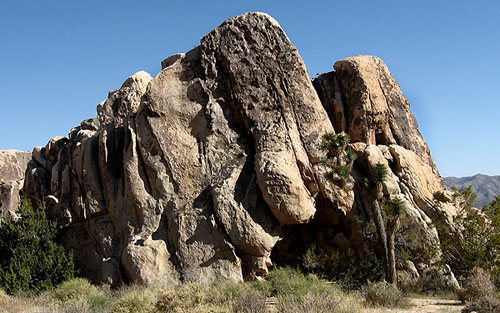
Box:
23;12;458;286
0;150;31;218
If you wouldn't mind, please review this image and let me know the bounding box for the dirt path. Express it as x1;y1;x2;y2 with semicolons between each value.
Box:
366;297;464;313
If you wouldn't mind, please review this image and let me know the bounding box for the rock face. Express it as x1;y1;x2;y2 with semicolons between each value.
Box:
23;12;458;286
0;150;31;218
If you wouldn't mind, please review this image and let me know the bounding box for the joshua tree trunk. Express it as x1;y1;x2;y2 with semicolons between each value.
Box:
372;199;389;281
386;216;401;284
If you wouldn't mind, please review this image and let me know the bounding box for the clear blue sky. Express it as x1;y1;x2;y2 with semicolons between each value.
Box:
1;1;499;177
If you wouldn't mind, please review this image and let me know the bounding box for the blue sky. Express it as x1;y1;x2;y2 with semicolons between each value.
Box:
1;1;499;177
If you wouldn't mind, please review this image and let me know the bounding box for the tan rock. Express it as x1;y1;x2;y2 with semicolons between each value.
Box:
389;145;454;219
97;71;152;126
201;12;334;224
121;238;179;285
333;56;438;174
0;150;31;215
0;150;31;182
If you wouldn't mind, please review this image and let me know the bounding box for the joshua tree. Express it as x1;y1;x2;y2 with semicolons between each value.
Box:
319;132;356;188
370;163;390;281
385;198;406;284
370;163;405;284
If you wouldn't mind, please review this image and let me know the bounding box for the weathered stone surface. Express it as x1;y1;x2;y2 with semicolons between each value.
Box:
201;12;334;225
97;71;153;126
21;12;460;286
0;150;31;182
0;150;31;216
331;56;438;174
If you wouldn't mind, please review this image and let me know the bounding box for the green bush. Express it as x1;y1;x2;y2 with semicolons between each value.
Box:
252;267;335;301
362;281;409;308
434;188;500;284
301;243;384;289
113;288;156;313
0;200;74;294
51;277;111;311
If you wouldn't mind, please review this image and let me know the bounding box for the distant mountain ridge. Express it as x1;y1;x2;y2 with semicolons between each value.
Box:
444;174;500;208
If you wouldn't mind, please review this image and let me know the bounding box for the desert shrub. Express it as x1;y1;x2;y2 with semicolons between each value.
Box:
0;200;74;294
278;290;365;313
209;280;252;305
361;281;409;308
155;283;230;313
462;296;500;313
276;292;346;313
302;242;384;289
396;270;420;293
394;216;441;266
457;267;496;303
252;267;335;301
231;288;267;313
51;277;110;311
113;288;156;313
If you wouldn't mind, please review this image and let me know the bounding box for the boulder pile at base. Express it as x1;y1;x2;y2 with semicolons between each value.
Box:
15;12;459;287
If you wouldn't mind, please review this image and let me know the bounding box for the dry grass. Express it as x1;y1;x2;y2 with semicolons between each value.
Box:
112;287;157;313
276;291;365;313
0;290;52;313
0;269;470;313
361;281;410;308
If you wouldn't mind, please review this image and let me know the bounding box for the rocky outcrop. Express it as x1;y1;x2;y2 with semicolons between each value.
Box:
0;150;31;218
315;56;439;176
97;71;153;126
23;12;458;286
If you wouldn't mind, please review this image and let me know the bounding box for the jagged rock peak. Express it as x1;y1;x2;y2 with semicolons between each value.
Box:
20;12;458;288
97;71;153;126
334;55;438;175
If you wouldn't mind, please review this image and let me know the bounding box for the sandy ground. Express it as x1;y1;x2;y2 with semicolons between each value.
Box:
265;296;464;313
365;297;464;313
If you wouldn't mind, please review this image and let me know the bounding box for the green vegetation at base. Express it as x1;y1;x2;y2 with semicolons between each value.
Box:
434;188;500;285
0;200;74;295
301;244;384;289
432;188;500;311
51;277;112;311
0;267;412;313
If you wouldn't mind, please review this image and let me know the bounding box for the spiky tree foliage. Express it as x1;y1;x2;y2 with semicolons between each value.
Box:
0;200;74;294
373;163;388;200
320;132;350;153
387;198;406;218
319;132;356;188
338;164;352;181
